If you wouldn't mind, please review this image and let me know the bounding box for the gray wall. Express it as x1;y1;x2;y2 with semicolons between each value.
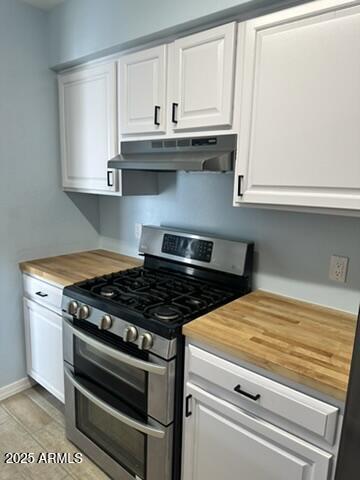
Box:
47;0;253;66
0;0;100;389
47;0;308;67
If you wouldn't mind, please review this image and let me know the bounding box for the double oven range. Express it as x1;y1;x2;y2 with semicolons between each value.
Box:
61;226;253;480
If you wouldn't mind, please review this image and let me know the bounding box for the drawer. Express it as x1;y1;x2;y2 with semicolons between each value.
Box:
188;344;339;444
23;274;63;313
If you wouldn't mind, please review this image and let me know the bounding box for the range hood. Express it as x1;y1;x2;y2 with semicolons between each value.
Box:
108;134;237;172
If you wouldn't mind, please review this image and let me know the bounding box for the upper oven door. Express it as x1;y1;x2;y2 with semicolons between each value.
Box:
63;318;175;425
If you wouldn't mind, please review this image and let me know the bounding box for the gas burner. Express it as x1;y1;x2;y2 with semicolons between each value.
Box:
146;305;185;322
180;296;207;310
95;285;121;298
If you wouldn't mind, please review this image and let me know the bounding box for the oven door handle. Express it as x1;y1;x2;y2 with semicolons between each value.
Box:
65;319;166;375
64;367;166;439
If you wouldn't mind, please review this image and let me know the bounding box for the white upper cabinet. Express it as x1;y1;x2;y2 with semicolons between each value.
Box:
119;45;167;134
171;22;236;131
59;62;117;193
235;0;360;213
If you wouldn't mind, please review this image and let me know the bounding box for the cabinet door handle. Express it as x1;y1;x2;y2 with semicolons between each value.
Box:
154;105;160;126
234;384;260;402
172;102;178;124
107;170;114;187
185;394;192;417
238;175;244;197
35;291;48;298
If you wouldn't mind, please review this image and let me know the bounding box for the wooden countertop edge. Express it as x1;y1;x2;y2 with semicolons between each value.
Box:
19;250;142;287
183;328;347;402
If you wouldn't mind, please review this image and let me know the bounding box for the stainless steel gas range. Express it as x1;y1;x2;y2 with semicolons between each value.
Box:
61;226;254;480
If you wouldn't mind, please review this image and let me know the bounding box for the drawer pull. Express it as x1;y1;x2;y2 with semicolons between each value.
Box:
234;384;261;402
35;291;48;298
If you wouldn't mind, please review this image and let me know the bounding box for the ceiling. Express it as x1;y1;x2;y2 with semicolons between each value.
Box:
22;0;65;10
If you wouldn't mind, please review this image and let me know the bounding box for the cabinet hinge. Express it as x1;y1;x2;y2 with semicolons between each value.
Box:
237;175;244;197
185;394;192;418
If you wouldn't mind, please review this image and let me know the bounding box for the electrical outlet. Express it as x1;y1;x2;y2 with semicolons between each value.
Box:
135;223;142;240
329;255;349;283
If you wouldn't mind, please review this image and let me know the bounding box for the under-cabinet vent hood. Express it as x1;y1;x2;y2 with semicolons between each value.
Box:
108;135;237;172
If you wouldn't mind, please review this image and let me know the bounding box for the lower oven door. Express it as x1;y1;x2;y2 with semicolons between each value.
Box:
64;365;173;480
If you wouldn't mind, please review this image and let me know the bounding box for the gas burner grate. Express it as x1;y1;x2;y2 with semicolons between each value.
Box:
70;266;240;326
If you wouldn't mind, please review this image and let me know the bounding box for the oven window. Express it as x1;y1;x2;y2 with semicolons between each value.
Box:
76;390;146;479
74;337;148;413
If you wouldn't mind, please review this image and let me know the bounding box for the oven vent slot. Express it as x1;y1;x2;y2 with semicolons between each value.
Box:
177;139;190;147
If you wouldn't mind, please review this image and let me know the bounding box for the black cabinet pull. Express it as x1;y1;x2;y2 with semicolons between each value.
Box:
234;384;260;402
154;105;160;126
185;394;192;417
35;291;48;298
172;102;178;124
238;175;244;197
107;170;114;187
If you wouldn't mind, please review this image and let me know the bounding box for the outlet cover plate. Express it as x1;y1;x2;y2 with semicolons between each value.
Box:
329;255;349;283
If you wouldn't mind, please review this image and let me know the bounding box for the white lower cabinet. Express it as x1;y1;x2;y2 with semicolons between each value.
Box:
23;294;64;402
183;383;332;480
182;344;340;480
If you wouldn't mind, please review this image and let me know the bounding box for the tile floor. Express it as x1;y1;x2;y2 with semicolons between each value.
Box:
0;385;110;480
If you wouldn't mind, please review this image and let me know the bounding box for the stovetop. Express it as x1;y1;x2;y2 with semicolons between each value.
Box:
63;266;249;337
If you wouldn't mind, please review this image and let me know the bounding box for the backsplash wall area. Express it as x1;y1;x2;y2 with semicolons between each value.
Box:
99;173;360;314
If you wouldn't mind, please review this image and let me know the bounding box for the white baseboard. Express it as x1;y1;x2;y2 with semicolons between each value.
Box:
0;377;34;402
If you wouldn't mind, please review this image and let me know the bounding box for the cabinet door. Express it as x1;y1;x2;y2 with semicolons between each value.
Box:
182;384;332;480
119;45;167;134
58;62;117;193
23;298;64;402
235;1;360;211
172;23;236;131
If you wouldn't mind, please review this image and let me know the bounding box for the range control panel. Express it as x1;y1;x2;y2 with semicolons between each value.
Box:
162;234;213;263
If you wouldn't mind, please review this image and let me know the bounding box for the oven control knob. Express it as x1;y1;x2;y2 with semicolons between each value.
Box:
67;300;79;316
99;314;112;330
138;333;153;351
123;326;138;343
77;305;90;320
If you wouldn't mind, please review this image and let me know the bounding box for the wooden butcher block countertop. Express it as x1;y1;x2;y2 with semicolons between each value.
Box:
183;290;357;401
20;250;142;286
